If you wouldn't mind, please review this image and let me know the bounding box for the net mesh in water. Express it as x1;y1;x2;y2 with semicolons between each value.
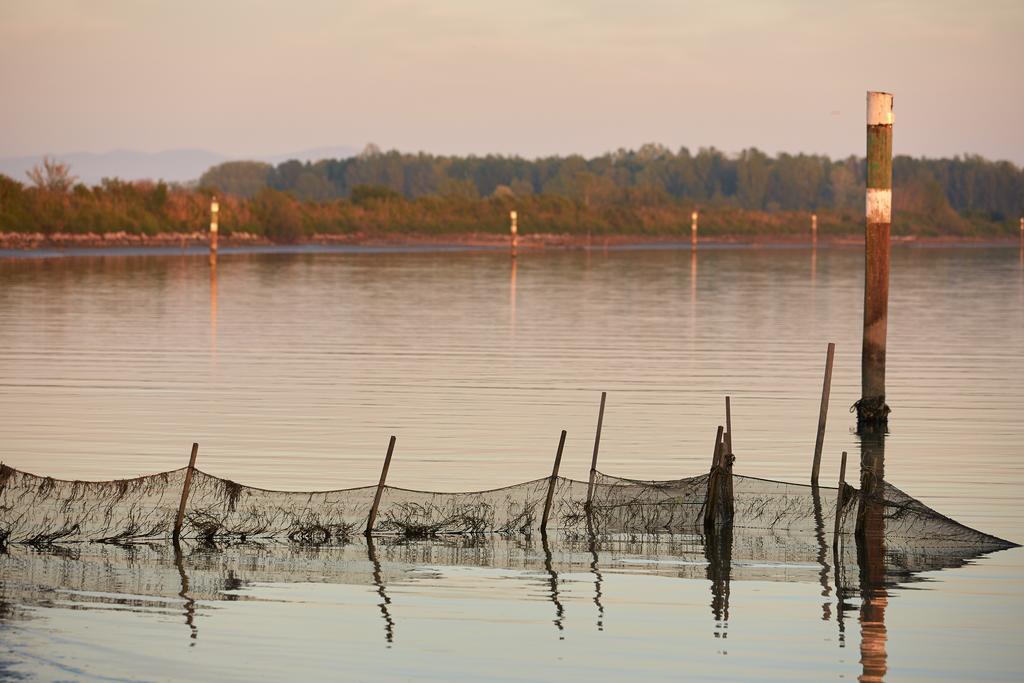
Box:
0;463;1014;551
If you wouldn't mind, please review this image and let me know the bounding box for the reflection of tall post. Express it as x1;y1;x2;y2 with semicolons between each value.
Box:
510;210;518;257
210;257;218;347
691;210;699;247
509;256;517;332
366;536;395;644
855;495;888;683
858;91;894;431
541;532;565;637
209;196;219;256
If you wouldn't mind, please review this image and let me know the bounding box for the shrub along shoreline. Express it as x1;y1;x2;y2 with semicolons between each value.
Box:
1;170;1019;249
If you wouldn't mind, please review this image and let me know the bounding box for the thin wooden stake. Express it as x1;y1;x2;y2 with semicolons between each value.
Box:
811;342;836;485
586;392;607;509
541;430;567;532
365;435;397;536
832;451;848;549
724;396;733;457
173;442;199;542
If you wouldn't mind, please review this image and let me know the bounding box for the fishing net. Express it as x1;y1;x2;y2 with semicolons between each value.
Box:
0;463;1014;552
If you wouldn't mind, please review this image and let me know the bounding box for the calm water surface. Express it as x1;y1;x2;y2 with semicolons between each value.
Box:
1;245;1022;681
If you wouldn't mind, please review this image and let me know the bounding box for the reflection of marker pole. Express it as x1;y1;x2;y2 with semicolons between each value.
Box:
691;210;699;247
210;197;219;255
510;210;518;257
812;213;818;246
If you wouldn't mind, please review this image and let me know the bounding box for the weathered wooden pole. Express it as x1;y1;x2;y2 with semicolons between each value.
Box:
857;91;893;431
724;396;733;456
540;430;567;532
510;210;518;257
811;342;836;485
586;392;607;509
691;210;699;247
833;450;848;549
365;435;397;536
172;442;200;542
811;213;818;245
703;425;725;531
209;196;219;255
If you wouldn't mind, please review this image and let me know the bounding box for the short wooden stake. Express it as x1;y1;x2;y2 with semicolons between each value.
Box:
209;197;219;254
691;210;699;247
811;342;836;485
365;435;397;536
858;91;893;431
173;442;199;542
541;430;567;532
832;451;848;549
586;392;607;509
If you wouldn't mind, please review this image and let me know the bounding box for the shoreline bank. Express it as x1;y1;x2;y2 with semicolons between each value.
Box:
1;230;1018;257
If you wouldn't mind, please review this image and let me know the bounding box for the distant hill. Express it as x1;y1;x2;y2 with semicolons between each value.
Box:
0;146;359;186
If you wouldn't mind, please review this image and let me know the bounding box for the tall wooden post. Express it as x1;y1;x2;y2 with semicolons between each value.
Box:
541;430;567;532
365;435;397;536
811;213;818;245
173;442;199;542
209;197;219;255
691;210;699;247
586;392;607;509
858;91;893;431
811;342;836;484
510;210;518;257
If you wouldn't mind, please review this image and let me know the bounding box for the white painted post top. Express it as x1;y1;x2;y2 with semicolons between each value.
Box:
867;92;894;125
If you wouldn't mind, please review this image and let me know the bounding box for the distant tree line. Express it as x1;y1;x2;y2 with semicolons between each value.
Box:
1;147;1021;243
199;144;1024;224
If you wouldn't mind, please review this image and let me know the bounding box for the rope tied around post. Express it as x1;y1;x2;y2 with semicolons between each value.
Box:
851;396;891;430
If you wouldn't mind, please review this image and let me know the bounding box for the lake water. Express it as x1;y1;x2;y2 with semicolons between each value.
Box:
1;244;1022;681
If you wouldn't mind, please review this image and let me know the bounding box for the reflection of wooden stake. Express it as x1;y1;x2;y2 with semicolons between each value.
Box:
173;443;199;542
586;392;607;509
210;197;219;254
811;342;836;485
541;430;567;532
366;435;397;536
833;451;847;549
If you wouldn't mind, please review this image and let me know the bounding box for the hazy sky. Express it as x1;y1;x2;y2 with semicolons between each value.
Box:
1;0;1022;162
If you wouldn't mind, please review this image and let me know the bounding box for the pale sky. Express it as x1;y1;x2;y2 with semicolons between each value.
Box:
1;0;1022;162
